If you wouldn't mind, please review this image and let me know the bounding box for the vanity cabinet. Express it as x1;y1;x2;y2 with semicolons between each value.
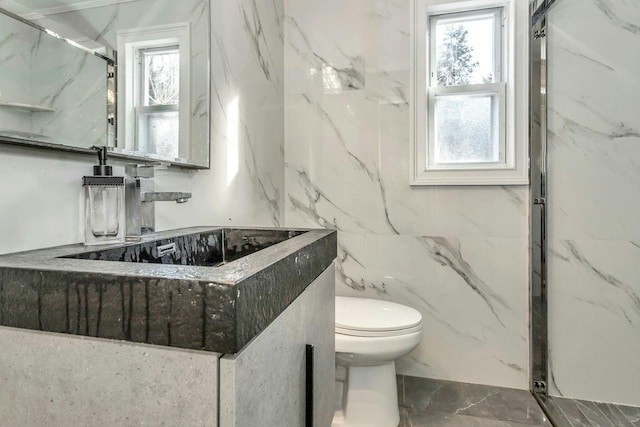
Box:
0;227;337;426
220;264;335;427
0;264;334;426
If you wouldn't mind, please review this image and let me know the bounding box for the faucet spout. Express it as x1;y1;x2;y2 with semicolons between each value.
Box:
124;164;192;239
141;192;192;203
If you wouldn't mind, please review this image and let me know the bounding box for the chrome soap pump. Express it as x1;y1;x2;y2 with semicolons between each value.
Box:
82;146;125;245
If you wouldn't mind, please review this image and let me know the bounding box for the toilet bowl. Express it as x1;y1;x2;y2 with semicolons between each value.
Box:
332;296;423;427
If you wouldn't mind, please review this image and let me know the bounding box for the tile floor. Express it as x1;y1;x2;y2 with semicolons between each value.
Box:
545;396;640;427
397;375;640;427
398;375;552;427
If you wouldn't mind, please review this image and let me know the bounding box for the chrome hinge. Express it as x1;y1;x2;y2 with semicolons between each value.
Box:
533;380;547;392
533;29;546;39
534;198;546;205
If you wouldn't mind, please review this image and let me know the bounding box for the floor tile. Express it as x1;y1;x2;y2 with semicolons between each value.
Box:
405;409;549;427
398;375;639;427
617;404;640;426
596;402;635;427
544;396;593;427
402;376;549;426
552;396;640;427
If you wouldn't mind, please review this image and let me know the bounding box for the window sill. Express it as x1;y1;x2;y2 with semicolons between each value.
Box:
410;168;529;186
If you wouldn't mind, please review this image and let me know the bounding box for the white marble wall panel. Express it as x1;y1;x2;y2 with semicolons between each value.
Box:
284;0;530;389
547;239;640;407
546;0;640;406
149;0;286;230
144;0;286;230
337;233;528;387
204;0;284;225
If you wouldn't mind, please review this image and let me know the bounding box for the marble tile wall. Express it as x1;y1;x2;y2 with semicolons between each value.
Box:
151;0;287;230
546;0;640;407
203;0;285;226
154;0;286;230
283;0;530;389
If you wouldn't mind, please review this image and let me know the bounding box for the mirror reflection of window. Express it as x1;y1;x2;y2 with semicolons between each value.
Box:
136;45;180;159
117;22;190;163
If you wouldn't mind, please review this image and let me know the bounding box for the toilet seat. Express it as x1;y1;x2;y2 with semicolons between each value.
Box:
335;296;423;337
335;323;423;337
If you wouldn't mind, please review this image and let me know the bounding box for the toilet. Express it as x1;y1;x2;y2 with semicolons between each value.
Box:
332;296;423;427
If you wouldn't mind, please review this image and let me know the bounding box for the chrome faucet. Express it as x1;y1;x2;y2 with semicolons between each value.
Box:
125;164;192;239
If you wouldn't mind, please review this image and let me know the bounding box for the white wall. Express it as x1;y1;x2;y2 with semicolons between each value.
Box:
284;0;530;389
546;0;640;407
0;0;285;255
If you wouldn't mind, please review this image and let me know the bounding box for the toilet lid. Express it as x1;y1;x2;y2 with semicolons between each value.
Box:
335;296;422;334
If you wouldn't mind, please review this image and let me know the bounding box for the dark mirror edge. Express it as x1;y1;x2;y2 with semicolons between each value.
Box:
0;138;209;170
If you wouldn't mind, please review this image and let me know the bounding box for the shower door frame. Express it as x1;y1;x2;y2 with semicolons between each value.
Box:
529;1;572;426
529;0;549;401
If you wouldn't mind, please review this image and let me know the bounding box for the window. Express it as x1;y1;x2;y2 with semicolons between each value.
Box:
411;0;528;185
117;23;190;162
136;46;180;159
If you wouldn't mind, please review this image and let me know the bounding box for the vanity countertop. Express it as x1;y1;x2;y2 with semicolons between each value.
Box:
0;226;337;354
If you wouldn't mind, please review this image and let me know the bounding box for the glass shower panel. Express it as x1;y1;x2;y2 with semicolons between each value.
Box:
545;0;640;411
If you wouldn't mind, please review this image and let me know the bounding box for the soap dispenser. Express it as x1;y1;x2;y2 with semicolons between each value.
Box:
82;146;125;245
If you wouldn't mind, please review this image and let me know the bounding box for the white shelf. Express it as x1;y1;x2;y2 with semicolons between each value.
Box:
0;102;55;113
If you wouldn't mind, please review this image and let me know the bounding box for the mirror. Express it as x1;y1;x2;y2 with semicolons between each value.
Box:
0;0;210;168
0;8;109;149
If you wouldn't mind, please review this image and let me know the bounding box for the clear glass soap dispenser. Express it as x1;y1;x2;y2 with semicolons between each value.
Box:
83;146;125;245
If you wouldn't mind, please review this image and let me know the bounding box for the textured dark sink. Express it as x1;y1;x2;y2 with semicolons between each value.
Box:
62;228;306;267
0;227;336;354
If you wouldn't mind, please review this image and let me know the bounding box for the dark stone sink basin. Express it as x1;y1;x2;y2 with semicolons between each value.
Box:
0;226;336;354
62;229;306;267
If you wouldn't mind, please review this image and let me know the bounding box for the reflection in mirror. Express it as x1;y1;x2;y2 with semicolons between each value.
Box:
136;45;180;159
0;8;108;148
117;21;192;163
0;0;210;168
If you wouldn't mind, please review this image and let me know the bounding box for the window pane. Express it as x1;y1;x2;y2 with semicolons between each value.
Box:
433;93;498;163
434;12;496;86
137;110;179;159
143;49;180;106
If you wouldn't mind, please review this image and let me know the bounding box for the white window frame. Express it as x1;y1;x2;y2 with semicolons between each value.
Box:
117;23;190;160
410;0;528;185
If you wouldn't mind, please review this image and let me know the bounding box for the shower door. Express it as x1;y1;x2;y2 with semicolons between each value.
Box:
530;0;640;425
